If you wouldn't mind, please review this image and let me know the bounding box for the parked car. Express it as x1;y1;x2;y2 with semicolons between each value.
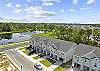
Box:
34;63;42;70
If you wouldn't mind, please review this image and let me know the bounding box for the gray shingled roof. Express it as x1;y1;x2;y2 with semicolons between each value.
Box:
82;52;96;59
32;36;100;59
43;39;51;46
74;44;95;56
93;48;100;59
74;44;100;60
32;36;77;52
50;38;77;52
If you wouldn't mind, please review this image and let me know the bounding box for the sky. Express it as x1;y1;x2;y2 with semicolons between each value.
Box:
0;0;100;23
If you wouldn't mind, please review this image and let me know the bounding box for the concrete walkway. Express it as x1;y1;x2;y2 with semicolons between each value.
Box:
16;48;63;71
47;61;63;71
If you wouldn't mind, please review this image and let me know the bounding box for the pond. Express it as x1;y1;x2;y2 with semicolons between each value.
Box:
0;31;44;45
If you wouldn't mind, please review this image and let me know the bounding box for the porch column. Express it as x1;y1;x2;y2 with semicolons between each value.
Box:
63;55;66;63
43;50;44;53
57;55;59;61
80;64;83;71
50;52;51;56
89;68;91;71
72;59;75;67
46;51;48;55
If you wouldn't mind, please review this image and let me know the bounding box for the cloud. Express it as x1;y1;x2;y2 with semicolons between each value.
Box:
15;4;21;8
80;7;91;10
61;9;65;13
43;0;61;3
6;3;13;7
43;2;54;6
87;0;96;4
69;9;74;12
24;6;56;18
27;0;31;2
98;15;100;17
13;9;22;13
42;0;60;6
72;0;79;5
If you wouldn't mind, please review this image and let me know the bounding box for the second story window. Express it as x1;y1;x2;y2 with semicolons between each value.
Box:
85;59;86;62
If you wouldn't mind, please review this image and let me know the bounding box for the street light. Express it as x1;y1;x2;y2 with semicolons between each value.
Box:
21;65;22;71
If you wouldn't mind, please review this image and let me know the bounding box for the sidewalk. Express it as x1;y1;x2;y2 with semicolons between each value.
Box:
16;48;63;71
16;49;48;71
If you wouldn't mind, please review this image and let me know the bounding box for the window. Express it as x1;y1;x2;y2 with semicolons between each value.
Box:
94;63;97;67
52;45;58;50
77;57;79;59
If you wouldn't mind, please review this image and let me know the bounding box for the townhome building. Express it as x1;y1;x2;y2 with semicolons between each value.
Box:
72;44;100;71
30;36;78;63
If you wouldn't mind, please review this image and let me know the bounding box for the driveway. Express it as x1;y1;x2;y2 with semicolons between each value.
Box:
4;49;45;71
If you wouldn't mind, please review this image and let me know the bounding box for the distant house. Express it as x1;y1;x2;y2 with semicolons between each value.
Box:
72;44;100;71
30;36;78;63
89;34;100;47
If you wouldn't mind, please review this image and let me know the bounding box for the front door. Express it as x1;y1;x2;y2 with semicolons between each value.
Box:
59;57;63;62
54;55;57;60
83;66;89;71
74;63;81;69
51;53;53;58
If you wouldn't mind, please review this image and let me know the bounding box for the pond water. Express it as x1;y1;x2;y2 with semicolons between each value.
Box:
0;31;43;45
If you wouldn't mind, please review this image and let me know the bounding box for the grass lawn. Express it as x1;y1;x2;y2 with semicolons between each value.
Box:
33;56;40;60
54;66;64;71
1;45;8;47
0;41;28;49
17;41;29;47
0;46;4;48
23;49;29;54
0;32;12;35
18;47;25;50
0;42;16;48
54;63;66;71
32;32;53;37
40;58;56;67
8;43;16;46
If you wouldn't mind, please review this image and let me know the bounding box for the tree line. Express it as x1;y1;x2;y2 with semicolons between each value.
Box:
0;22;100;47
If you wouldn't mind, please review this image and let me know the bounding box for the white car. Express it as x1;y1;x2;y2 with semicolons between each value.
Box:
34;63;42;70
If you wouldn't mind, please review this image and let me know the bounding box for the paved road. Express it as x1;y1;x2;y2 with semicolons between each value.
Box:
4;49;44;71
